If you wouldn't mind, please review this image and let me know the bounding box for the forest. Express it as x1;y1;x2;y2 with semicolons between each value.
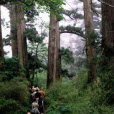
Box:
0;0;114;114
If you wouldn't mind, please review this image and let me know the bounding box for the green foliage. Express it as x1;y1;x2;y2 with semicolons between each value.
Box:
60;25;84;36
45;69;114;114
98;71;114;105
96;54;114;105
0;77;31;114
75;68;88;89
0;99;20;114
24;27;46;43
74;57;86;70
88;31;99;46
63;9;83;20
61;68;75;78
25;26;48;81
61;47;74;64
32;71;47;89
43;0;65;21
60;47;75;78
3;57;23;80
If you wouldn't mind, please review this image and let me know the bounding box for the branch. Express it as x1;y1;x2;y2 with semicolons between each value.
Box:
98;0;114;8
60;31;84;38
60;26;84;38
91;7;101;16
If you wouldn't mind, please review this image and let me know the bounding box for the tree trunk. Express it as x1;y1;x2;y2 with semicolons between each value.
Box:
47;14;61;87
16;5;28;66
102;0;114;66
0;6;4;71
16;5;29;79
9;5;18;57
102;1;114;104
83;0;97;83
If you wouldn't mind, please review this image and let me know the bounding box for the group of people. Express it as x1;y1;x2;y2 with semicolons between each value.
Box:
27;85;45;114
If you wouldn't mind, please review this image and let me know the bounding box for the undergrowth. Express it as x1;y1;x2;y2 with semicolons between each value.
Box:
45;69;114;114
0;77;31;114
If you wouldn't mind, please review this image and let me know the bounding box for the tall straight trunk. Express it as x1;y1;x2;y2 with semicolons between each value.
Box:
47;14;60;87
16;5;28;66
102;0;114;104
84;0;97;83
102;0;114;66
0;6;4;70
10;5;18;57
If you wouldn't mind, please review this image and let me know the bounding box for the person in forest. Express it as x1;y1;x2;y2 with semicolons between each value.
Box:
38;88;45;114
31;88;37;102
38;97;44;114
34;85;40;91
38;88;45;101
35;89;41;101
31;98;40;114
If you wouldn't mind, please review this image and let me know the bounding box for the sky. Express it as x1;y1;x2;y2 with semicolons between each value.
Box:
1;6;11;57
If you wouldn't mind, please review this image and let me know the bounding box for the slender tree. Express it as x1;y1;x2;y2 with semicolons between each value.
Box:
83;0;97;82
47;13;60;87
0;6;4;70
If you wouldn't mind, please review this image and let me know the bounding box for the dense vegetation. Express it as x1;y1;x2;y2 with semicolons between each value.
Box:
45;69;114;114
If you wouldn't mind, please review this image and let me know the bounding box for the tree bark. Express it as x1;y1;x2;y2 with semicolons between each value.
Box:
47;14;61;87
9;5;18;57
16;5;28;66
102;0;114;65
83;0;97;83
101;0;114;104
0;6;4;71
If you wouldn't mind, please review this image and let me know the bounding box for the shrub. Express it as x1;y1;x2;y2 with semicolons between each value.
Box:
0;77;31;113
4;57;21;80
0;99;20;114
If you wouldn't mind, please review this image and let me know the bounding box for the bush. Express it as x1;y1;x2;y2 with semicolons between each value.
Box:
0;99;20;114
0;77;31;113
4;57;22;80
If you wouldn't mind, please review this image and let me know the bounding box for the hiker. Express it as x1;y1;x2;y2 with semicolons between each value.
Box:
31;98;40;114
38;98;44;114
34;85;40;91
31;88;37;102
35;89;41;102
38;88;45;114
38;88;45;101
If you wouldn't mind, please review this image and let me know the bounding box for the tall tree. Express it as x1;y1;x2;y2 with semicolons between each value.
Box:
16;4;28;66
47;13;60;87
102;0;114;67
9;5;18;57
83;0;97;82
0;6;4;70
101;0;114;104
